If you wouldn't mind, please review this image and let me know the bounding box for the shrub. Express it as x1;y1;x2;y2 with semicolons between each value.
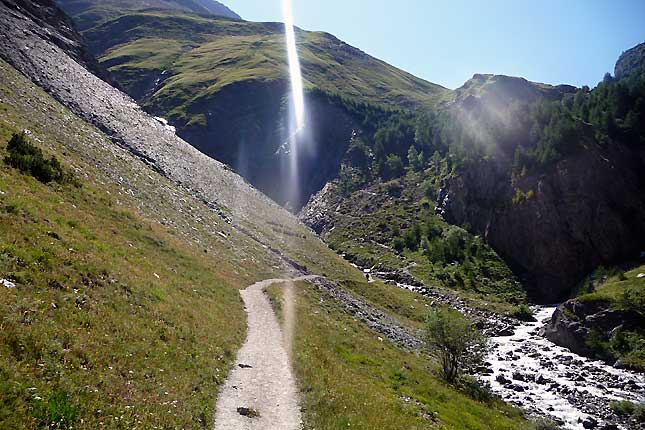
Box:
4;133;73;184
384;180;402;197
634;404;645;422
381;154;404;180
424;307;487;383
458;375;493;403
512;304;534;321
338;165;366;195
393;237;405;253
618;288;645;315
610;401;645;423
610;400;636;416
530;417;563;430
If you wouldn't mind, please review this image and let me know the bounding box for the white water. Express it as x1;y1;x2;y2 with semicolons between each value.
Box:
482;307;645;429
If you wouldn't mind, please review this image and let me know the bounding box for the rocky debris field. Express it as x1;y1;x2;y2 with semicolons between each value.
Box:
307;276;422;349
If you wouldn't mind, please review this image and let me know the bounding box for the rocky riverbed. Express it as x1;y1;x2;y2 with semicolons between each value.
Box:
481;307;644;430
348;263;644;429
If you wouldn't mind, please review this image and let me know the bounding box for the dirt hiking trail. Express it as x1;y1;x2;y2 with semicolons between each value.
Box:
212;277;313;430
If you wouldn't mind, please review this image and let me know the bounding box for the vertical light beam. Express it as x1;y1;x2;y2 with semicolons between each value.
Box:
282;0;305;131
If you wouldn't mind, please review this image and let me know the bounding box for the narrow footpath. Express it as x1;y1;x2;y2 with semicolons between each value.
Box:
212;278;307;430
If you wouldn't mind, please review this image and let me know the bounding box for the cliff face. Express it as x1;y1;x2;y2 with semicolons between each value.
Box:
438;140;645;302
615;42;645;80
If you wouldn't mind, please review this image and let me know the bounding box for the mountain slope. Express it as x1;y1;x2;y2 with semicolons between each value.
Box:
56;0;241;30
0;2;537;428
64;8;449;208
301;60;645;303
0;56;278;428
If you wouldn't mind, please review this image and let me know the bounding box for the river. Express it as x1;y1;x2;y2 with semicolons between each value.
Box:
481;306;645;429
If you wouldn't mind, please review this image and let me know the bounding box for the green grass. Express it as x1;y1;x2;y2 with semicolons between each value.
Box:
79;10;448;127
577;265;645;312
266;281;532;430
576;265;645;369
325;171;528;315
0;57;293;429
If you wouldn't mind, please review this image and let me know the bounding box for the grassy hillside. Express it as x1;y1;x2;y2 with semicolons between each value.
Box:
576;265;645;369
82;11;448;120
305;169;528;315
0;57;288;428
56;0;241;31
267;281;532;430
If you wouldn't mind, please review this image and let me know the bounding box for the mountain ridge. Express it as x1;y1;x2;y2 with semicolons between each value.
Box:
56;0;241;30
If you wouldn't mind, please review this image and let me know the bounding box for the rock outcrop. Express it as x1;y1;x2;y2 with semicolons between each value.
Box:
615;42;645;80
541;299;645;363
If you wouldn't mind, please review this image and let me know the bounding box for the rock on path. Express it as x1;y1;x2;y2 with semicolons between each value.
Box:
213;278;310;430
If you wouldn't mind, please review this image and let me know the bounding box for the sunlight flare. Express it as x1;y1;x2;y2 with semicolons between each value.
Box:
282;0;305;131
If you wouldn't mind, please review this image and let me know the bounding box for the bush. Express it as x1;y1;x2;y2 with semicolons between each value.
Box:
425;307;487;383
512;304;534;321
618;287;645;315
4;133;73;184
530;417;563;430
384;180;402;197
610;400;645;423
610;400;636;416
381;154;404;180
393;237;405;253
338;165;366;195
458;375;493;403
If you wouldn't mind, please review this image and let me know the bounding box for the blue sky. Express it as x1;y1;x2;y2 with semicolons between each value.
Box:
226;0;645;89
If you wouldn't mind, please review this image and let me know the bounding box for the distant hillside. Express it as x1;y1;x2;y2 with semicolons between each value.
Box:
301;54;645;303
73;8;448;208
56;0;241;30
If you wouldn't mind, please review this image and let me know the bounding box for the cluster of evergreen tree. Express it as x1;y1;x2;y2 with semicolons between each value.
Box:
325;63;645;194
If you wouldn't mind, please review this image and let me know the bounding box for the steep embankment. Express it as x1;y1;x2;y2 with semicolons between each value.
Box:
0;54;280;429
542;265;645;370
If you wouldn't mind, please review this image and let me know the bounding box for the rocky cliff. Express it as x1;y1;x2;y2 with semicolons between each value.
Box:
437;140;645;302
615;42;645;80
